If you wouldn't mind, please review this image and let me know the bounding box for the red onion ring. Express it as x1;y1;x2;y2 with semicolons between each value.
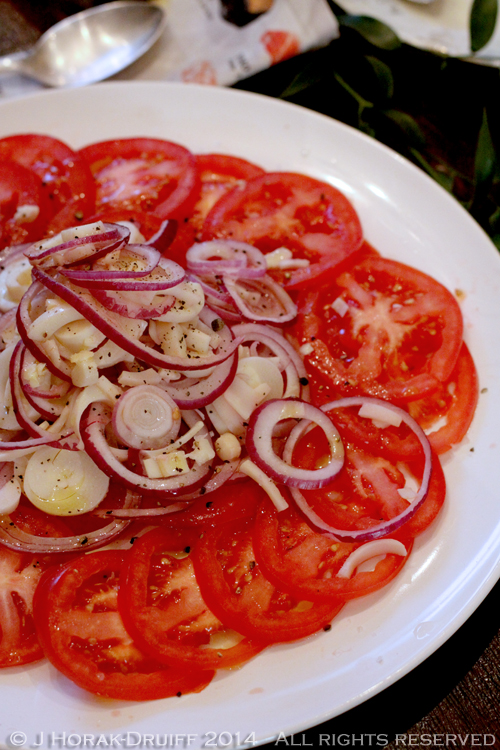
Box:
25;223;130;269
186;240;267;279
81;402;212;498
0;488;141;554
161;352;238;409
63;255;185;292
32;267;241;372
288;396;433;542
246;398;344;489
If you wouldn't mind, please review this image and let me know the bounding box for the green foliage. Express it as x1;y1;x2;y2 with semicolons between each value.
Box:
470;0;498;53
274;7;500;249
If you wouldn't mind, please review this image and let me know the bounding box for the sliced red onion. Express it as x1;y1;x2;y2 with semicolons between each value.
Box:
161;351;238;409
63;254;185;292
0;433;75;461
61;243;161;285
16;281;73;381
32;267;240;372
112;385;181;450
25;223;130;269
0;488;141;554
81;402;212;497
288;396;433;542
246;398;344;489
186;240;267;279
232;322;309;399
145;219;178;253
19;347;72;420
223;275;297;323
89;288;175;320
9;340;69;441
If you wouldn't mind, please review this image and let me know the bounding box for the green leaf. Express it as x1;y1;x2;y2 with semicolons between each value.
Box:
366;56;394;101
410;150;455;193
383;110;426;147
280;64;324;99
339;15;401;50
474;109;496;187
470;0;498;53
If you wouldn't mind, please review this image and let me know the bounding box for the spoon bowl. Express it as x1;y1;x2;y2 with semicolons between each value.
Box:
0;1;165;88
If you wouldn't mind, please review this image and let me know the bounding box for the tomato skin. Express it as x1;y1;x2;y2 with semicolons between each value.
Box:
0;160;50;248
191;517;343;643
253;500;413;602
201;171;363;289
33;550;214;700
78;138;199;221
119;527;265;670
190;153;265;234
0;546;47;667
408;342;479;454
158;478;264;528
0;134;96;233
295;256;464;403
290;419;446;539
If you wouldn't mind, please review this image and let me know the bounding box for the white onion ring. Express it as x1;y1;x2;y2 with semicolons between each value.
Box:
112;385;181;450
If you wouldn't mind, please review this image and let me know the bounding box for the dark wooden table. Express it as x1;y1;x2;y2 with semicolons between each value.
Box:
1;1;500;746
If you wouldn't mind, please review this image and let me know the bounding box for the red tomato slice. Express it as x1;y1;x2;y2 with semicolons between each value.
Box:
321;342;478;459
290;421;446;538
191;153;265;235
201;172;363;289
33;549;214;700
78;138;199;221
119;526;265;669
0;134;96;234
0;161;50;249
191;516;343;643
295;256;464;402
158;478;263;528
0;546;46;667
253;500;413;602
407;342;479;454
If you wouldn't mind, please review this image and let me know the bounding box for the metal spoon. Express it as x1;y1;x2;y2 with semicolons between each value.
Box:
0;1;165;88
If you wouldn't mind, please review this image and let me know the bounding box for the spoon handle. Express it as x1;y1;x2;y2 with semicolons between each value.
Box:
0;51;31;75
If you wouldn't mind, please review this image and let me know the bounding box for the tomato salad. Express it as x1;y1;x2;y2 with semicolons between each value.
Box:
0;134;478;700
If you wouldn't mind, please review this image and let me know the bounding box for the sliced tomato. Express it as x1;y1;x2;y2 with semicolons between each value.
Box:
83;208;165;241
78;138;199;221
119;526;265;670
190;153;265;235
253;499;413;602
407;342;479;454
0;545;46;667
290;420;446;538
295;256;464;403
33;549;214;700
201;172;363;289
191;516;343;643
159;478;263;528
0;160;50;249
0;134;96;234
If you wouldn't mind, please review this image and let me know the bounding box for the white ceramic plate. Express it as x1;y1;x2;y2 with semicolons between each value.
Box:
0;82;499;749
337;0;500;61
